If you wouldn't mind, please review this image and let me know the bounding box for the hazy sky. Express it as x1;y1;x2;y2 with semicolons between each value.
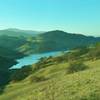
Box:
0;0;100;36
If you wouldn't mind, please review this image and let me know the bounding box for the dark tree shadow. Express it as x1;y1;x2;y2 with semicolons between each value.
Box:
0;70;11;94
0;57;17;94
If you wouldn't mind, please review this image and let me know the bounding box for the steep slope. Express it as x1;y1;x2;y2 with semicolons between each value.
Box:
0;56;16;85
0;59;100;100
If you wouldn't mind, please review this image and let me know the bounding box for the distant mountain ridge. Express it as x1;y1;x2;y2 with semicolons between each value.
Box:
38;30;100;48
0;29;100;55
18;30;100;54
0;28;44;37
5;28;44;34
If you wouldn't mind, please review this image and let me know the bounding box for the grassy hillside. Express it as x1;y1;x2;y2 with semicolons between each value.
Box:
0;60;100;100
0;30;100;99
0;43;100;100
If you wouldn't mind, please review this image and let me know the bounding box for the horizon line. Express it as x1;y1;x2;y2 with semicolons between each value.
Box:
0;27;99;37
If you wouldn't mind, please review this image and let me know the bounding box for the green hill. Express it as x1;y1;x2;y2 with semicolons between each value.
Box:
18;30;100;54
0;29;100;55
0;60;100;100
0;43;100;100
38;30;100;49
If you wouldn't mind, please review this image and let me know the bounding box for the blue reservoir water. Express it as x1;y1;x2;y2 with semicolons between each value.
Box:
11;51;63;69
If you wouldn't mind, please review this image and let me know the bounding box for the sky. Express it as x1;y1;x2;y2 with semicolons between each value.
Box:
0;0;100;36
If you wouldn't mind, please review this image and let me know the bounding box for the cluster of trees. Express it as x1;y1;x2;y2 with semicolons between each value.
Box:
63;42;100;62
66;43;100;73
87;43;100;60
34;56;54;71
10;66;32;82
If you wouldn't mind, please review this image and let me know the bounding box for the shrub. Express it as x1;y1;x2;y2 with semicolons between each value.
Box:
29;75;47;83
67;61;88;73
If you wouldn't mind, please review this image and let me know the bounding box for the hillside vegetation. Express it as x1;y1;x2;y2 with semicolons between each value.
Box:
0;43;100;100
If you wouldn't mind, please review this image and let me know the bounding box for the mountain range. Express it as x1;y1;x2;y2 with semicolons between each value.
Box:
0;29;100;55
0;28;43;37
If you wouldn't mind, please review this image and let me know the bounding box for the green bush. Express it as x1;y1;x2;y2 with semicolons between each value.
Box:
29;75;47;83
67;61;88;73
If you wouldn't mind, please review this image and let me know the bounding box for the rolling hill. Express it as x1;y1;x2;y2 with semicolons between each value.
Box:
0;29;100;55
0;43;100;100
18;30;100;54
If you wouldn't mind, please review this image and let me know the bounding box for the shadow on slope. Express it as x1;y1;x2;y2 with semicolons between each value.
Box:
0;56;17;94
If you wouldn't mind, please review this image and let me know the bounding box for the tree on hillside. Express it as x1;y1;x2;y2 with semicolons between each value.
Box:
88;42;100;60
67;61;88;73
10;66;32;82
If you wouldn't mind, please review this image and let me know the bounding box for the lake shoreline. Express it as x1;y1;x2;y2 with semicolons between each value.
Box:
11;50;68;69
